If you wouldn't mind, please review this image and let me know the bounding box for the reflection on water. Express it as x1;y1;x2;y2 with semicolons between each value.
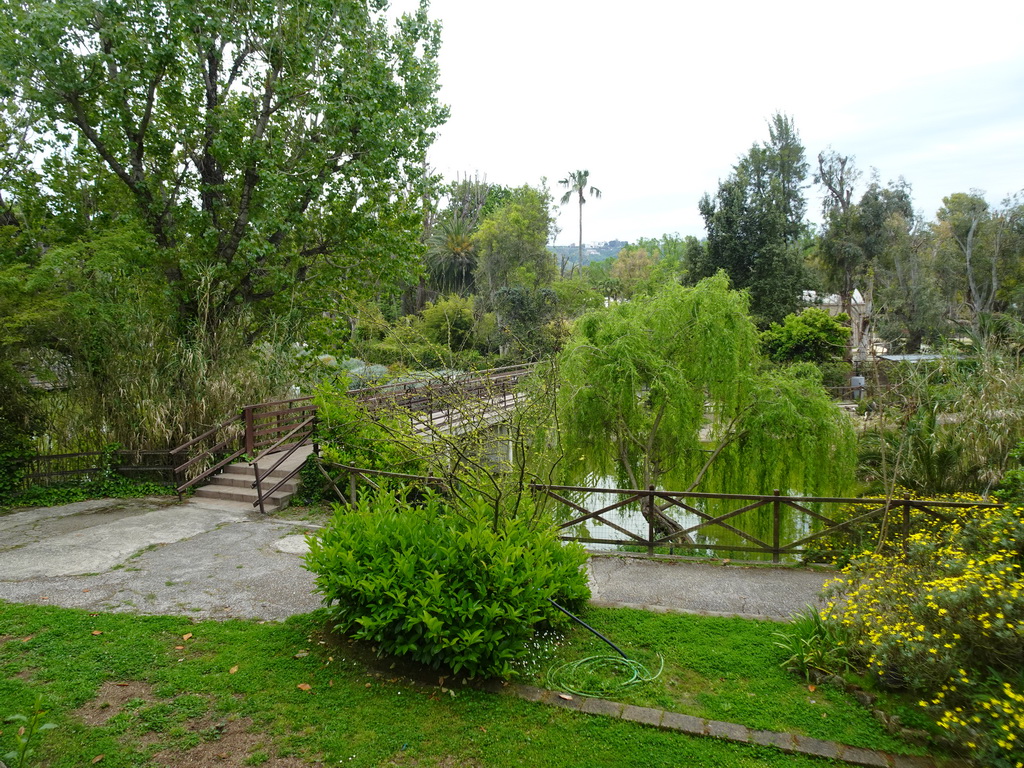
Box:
554;482;819;563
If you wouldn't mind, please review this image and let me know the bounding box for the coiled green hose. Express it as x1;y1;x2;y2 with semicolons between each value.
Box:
546;653;665;698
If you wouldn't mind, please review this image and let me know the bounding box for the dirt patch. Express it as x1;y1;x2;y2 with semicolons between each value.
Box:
74;680;157;726
75;682;309;767
150;717;307;767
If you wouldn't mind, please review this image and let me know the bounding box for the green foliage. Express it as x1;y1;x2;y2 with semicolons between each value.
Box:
304;489;590;678
420;295;478;352
996;439;1024;502
2;444;174;510
825;502;1024;765
3;694;56;768
861;341;1024;495
556;272;856;496
493;286;560;361
473;184;556;303
773;606;854;682
0;0;445;334
760;308;851;364
310;384;427;476
695;114;808;326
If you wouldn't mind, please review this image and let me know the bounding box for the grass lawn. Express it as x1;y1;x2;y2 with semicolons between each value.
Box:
2;602;868;768
525;606;930;757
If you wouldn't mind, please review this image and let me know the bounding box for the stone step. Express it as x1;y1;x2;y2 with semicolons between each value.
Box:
205;473;298;493
192;485;290;513
192;444;315;514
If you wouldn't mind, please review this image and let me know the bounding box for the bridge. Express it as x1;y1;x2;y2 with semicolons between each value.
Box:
170;364;534;512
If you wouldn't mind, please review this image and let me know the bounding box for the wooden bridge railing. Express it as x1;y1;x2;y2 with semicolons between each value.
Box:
168;365;535;497
171;396;317;495
348;364;535;413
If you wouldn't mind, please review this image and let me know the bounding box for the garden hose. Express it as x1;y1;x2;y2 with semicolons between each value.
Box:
546;598;664;697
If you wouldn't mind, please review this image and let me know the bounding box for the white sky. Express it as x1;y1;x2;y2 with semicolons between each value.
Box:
393;0;1024;245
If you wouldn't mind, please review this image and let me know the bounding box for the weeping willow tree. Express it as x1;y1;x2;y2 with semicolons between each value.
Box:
556;272;856;497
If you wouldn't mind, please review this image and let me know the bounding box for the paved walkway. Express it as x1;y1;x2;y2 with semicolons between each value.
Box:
0;496;831;621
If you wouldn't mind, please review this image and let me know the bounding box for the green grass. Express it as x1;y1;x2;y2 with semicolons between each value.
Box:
526;606;929;756
2;603;850;768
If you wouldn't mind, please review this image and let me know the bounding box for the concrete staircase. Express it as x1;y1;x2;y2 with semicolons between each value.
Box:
191;445;315;513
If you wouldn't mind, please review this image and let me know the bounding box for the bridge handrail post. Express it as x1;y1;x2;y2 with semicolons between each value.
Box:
772;489;781;563
243;405;255;456
647;485;655;556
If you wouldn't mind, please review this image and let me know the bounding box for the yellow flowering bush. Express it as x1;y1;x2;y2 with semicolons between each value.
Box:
824;502;1024;766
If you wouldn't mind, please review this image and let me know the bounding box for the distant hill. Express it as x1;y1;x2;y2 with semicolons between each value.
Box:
550;240;627;267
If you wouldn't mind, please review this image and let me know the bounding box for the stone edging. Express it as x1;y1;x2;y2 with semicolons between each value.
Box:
503;683;970;768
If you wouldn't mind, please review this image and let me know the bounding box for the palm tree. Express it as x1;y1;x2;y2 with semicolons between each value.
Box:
559;170;601;274
425;213;477;295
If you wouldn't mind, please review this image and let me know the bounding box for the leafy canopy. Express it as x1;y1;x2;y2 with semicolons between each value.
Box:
556;272;856;495
0;0;448;335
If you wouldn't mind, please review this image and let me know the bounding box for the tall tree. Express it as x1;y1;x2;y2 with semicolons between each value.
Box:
558;170;601;274
0;0;447;448
472;184;556;303
933;191;1023;330
0;0;447;337
695;114;808;325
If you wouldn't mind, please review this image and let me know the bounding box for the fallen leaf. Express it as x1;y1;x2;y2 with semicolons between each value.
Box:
293;650;309;658
21;636;33;642
479;726;487;733
807;684;816;692
175;645;184;650
328;680;334;687
558;694;573;701
365;683;372;688
229;666;239;674
82;589;90;593
297;683;312;691
91;631;103;636
182;633;193;641
92;755;104;764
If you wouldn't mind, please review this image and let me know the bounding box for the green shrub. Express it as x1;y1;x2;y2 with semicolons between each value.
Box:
305;489;590;678
824;502;1024;765
774;606;855;682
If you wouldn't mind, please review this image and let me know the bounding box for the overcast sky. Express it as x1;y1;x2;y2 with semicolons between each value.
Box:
393;0;1024;245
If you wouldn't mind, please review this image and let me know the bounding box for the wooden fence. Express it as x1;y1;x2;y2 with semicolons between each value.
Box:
308;461;1000;563
535;484;998;562
15;449;177;490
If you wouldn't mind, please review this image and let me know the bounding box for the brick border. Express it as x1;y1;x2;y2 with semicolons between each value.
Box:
506;685;970;768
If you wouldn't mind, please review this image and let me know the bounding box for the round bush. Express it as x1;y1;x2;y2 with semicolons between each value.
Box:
305;489;590;678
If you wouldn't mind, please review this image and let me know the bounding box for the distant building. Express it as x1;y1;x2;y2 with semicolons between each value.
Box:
802;289;877;363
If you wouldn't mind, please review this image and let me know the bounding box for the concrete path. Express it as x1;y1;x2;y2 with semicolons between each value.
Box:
0;497;834;622
587;554;834;621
